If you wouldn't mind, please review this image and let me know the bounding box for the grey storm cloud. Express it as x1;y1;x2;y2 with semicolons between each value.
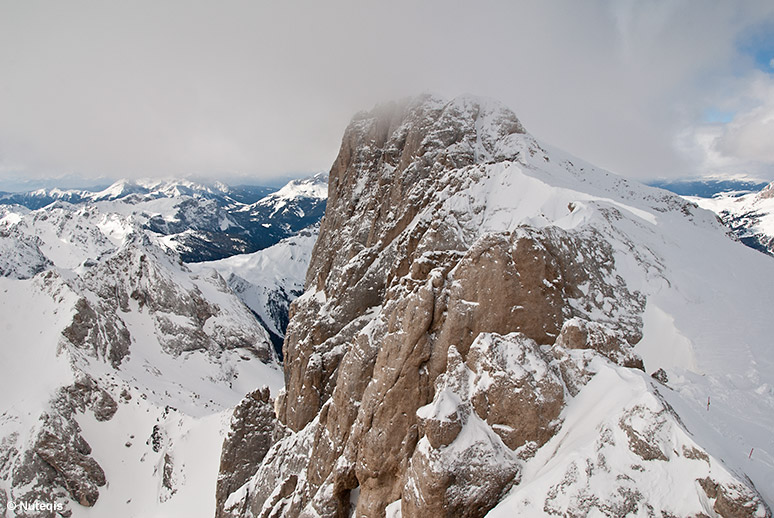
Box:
2;0;774;184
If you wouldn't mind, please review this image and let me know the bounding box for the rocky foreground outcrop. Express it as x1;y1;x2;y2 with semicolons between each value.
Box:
218;95;770;518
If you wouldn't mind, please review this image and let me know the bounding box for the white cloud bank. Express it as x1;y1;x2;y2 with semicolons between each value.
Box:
1;0;774;183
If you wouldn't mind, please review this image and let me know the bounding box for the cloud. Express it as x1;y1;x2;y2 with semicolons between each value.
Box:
716;77;774;163
2;0;774;183
677;71;774;179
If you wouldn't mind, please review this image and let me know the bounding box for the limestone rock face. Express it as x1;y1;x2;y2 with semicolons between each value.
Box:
758;181;774;200
10;376;116;513
279;96;527;433
221;95;771;518
216;387;285;518
466;333;564;451
62;295;131;368
0;229;52;279
556;317;644;371
77;238;271;360
403;346;520;518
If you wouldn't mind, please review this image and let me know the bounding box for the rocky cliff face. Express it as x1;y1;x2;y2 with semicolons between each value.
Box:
218;95;772;517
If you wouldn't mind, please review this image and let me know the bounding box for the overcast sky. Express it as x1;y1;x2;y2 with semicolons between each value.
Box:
2;1;774;188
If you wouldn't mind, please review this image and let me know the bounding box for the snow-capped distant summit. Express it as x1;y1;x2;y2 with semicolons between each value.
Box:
90;178;151;201
261;172;328;202
249;172;327;220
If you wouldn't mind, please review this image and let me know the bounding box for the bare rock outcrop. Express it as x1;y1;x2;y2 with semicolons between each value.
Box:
757;181;774;200
216;387;285;518
224;96;649;517
466;333;564;451
220;95;770;518
403;346;520;518
2;230;277;516
0;229;52;280
9;376;117;514
279;96;526;434
79;239;271;360
62;295;131;368
556;317;644;371
698;477;766;518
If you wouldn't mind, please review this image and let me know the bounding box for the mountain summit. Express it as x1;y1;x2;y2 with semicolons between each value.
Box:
218;95;774;517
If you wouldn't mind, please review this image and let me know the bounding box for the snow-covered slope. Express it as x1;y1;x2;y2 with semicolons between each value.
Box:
0;199;284;517
219;95;774;517
686;182;774;255
190;226;319;356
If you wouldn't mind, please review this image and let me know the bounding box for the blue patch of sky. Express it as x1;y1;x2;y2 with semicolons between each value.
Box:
701;22;774;125
701;108;735;124
737;21;774;72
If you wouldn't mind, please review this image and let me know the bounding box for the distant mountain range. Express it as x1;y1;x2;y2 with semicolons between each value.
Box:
646;177;769;198
0;174;327;262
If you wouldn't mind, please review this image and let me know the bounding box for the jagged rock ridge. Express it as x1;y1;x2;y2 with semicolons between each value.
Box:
218;95;773;517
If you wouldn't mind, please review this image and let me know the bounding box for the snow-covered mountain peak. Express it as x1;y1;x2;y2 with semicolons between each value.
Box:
91;179;147;201
0;172;327;516
219;95;774;518
0;189;285;515
91;178;218;201
255;173;327;207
